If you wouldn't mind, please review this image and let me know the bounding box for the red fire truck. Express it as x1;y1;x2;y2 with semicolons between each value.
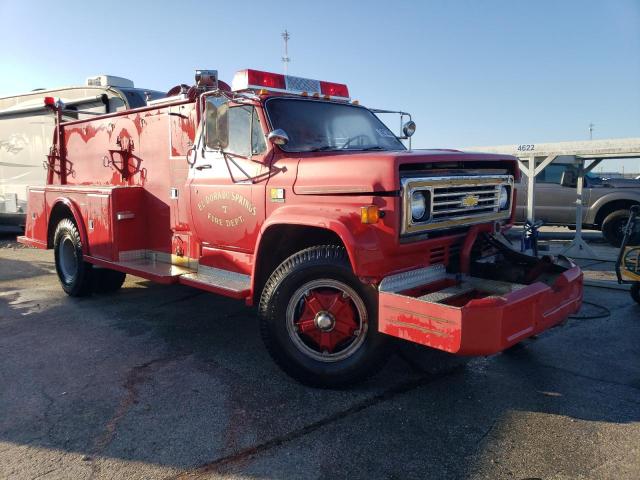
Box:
18;69;583;387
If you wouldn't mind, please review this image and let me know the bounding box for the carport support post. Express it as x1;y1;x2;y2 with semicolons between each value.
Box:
518;154;558;223
560;158;604;259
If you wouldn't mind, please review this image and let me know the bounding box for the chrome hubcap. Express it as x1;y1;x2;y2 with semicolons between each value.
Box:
314;311;335;332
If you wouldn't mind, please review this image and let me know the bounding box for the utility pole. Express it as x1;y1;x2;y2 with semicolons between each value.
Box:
281;30;291;75
588;122;594;140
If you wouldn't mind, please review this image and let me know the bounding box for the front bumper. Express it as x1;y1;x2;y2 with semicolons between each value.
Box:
378;262;583;356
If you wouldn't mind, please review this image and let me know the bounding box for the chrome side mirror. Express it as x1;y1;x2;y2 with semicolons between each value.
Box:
268;129;290;146
402;121;416;138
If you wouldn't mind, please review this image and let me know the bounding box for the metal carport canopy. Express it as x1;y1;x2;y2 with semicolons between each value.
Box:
464;138;640;259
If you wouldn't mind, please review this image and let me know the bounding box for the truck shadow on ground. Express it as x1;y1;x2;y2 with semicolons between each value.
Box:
1;273;639;479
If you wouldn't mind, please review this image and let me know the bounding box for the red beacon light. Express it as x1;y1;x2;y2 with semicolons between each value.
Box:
43;96;56;108
232;69;350;100
320;81;349;99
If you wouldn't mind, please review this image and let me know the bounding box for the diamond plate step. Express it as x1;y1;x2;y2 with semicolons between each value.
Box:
418;285;477;303
180;265;251;295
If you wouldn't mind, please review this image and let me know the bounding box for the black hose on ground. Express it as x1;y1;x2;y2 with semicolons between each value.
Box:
569;300;611;320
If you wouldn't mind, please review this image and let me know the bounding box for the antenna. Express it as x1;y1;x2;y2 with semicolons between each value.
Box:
281;29;290;74
588;122;594;140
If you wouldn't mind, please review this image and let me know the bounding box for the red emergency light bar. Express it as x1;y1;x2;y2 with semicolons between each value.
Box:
232;69;350;100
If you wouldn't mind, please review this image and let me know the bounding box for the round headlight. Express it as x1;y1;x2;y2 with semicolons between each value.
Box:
499;186;509;210
411;191;427;221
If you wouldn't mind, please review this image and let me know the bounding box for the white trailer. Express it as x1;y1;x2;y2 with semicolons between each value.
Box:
0;75;164;226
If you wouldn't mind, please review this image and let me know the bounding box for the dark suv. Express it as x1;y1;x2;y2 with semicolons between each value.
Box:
515;162;640;246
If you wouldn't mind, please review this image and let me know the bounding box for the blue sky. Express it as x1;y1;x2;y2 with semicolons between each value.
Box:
1;0;638;172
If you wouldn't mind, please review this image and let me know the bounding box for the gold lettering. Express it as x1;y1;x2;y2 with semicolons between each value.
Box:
207;212;223;226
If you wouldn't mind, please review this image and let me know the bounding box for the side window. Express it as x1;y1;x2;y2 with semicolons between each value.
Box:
539;164;568;184
227;106;251;157
251;108;266;155
205;101;265;157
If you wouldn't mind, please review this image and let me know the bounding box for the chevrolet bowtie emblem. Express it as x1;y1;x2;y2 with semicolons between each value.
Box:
461;194;480;208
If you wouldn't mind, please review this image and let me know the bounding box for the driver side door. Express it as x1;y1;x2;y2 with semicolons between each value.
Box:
189;98;269;265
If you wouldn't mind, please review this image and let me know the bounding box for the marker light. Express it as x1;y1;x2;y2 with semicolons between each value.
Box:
361;205;380;224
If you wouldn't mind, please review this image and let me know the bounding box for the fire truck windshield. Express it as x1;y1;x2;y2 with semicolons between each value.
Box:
264;97;406;153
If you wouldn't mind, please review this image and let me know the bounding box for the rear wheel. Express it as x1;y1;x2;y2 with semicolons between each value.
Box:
602;209;631;247
93;268;126;293
53;218;93;297
259;245;390;388
631;283;640;305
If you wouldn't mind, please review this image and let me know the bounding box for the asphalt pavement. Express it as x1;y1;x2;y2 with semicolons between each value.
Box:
1;234;639;479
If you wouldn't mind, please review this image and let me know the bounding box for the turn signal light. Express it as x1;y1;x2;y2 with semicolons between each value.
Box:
361;205;380;224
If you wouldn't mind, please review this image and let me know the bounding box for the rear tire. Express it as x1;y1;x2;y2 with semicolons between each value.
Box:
631;283;640;305
602;209;631;247
53;218;93;297
93;268;126;293
259;245;390;388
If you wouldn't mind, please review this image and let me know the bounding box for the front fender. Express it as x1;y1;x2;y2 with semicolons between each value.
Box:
253;205;360;272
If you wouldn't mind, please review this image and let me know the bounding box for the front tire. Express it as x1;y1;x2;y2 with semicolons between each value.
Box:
259;245;390;388
53;218;93;297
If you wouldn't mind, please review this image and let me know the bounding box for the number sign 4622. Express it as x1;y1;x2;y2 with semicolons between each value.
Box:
517;144;535;151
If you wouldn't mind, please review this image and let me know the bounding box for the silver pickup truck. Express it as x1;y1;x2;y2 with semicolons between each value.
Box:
515;161;640;246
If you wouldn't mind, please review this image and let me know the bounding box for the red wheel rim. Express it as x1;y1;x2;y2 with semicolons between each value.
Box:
286;279;368;362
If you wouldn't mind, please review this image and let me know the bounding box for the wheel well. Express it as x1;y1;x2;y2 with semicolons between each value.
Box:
253;225;346;303
594;200;639;227
47;203;75;248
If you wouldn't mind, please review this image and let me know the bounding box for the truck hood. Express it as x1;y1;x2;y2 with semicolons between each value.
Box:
598;178;640;188
293;149;518;195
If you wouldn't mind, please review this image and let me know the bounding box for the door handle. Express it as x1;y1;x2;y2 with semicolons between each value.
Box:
195;164;212;170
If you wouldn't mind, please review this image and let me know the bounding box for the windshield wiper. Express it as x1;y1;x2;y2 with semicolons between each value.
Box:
359;146;387;151
308;146;338;152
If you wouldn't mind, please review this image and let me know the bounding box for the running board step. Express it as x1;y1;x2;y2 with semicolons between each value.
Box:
101;257;196;284
179;266;251;299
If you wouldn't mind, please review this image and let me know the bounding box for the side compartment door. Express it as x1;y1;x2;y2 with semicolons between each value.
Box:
189;97;269;259
168;103;196;231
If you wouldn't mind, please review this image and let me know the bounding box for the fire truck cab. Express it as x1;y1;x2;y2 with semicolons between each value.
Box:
18;69;583;387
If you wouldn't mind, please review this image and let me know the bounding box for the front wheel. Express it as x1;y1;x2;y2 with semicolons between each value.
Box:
53;218;93;297
259;245;390;388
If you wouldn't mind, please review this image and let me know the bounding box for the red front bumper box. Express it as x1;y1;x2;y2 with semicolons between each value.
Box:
378;262;583;356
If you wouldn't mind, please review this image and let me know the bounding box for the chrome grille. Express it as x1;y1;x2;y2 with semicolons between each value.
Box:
401;175;514;235
432;184;499;218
